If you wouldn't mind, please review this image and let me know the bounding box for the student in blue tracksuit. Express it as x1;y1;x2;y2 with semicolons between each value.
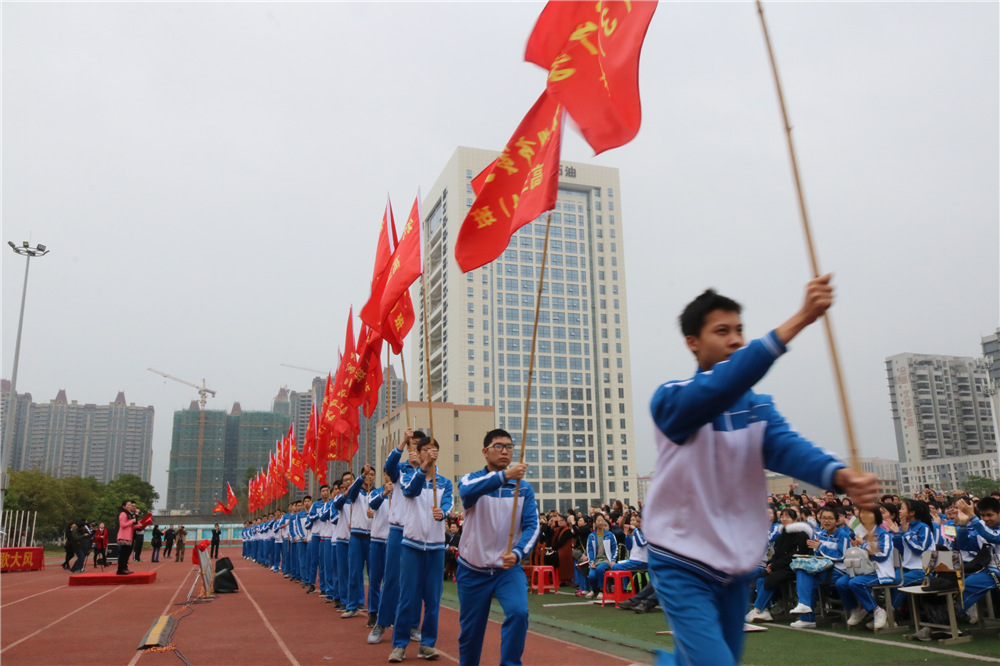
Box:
456;428;538;666
388;436;453;663
366;475;392;628
332;472;353;610
586;515;618;598
645;277;878;666
835;506;896;630
955;497;1000;623
321;482;341;603
611;513;649;593
886;499;934;610
370;428;421;645
789;506;851;627
343;465;376;618
307;487;331;594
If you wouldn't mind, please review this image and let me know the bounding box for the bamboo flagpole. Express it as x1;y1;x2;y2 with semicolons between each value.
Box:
420;272;438;508
506;213;553;553
399;352;412;426
755;0;861;473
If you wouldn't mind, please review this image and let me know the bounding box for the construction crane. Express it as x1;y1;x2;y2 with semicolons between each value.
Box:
148;368;217;512
280;363;327;375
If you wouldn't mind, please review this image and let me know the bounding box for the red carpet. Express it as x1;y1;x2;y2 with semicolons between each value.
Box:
68;571;157;586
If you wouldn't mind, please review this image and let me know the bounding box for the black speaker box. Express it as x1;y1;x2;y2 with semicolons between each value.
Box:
215;568;239;593
215;556;234;573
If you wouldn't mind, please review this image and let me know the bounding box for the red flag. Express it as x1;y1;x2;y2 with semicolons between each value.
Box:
382;208;415;354
213;499;231;515
525;0;658;155
378;196;423;328
349;323;384;403
360;201;396;336
455;91;564;272
226;482;238;511
363;359;383;419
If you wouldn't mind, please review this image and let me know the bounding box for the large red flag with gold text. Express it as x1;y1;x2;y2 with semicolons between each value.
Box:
378;196;423;330
525;0;658;155
455;91;563;272
360;201;395;336
381;210;415;355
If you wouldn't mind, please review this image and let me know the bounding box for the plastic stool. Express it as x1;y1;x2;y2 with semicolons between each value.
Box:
602;570;636;607
531;565;557;594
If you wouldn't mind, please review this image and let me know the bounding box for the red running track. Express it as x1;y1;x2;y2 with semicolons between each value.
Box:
1;547;640;665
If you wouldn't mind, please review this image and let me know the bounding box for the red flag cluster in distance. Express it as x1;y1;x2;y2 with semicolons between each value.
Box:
526;1;658;155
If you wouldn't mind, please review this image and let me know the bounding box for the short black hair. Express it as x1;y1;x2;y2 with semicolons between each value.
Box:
319;484;329;492
303;495;312;501
979;496;1000;514
415;436;439;452
483;428;512;448
679;289;742;337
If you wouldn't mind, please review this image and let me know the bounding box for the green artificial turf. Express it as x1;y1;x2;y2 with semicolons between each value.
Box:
440;582;1000;665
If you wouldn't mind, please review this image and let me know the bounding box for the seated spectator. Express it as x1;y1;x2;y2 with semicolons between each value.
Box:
835;506;896;630
747;508;811;623
790;506;851;628
954;496;1000;624
885;499;934;611
610;513;647;590
585;514;617;599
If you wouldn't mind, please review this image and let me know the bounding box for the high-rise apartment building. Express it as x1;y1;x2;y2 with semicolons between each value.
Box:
412;147;638;512
166;399;289;513
0;382;154;483
886;352;998;493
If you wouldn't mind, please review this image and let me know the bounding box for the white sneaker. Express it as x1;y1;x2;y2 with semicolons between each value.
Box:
584;591;595;599
595;592;603;601
757;609;773;622
790;619;816;629
789;603;813;615
967;604;979;624
873;606;887;630
846;608;867;626
745;609;760;623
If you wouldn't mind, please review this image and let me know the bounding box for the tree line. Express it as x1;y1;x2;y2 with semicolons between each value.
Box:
5;470;158;543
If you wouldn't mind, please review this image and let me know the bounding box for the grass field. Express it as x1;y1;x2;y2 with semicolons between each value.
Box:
440;581;1000;665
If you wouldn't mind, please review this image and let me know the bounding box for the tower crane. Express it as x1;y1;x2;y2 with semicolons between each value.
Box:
148;368;217;512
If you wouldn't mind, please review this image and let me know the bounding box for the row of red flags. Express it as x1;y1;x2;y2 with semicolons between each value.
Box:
237;1;657;514
243;197;423;513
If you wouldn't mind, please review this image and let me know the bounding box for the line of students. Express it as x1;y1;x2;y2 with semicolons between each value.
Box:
240;426;540;665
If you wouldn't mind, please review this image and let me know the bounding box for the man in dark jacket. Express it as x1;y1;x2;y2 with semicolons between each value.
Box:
163;526;176;559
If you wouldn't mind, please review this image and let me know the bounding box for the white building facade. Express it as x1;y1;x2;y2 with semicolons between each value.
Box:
412;147;639;512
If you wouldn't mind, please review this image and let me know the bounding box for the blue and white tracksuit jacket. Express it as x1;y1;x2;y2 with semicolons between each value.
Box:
346;476;374;610
614;528;648;569
456;466;539;666
956;517;1000;610
377;446;417;629
391;466;453;650
645;330;846;666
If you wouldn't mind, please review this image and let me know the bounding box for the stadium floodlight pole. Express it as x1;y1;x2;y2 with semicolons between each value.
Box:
1;241;50;517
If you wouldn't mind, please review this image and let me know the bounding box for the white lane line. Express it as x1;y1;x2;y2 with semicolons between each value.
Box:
127;565;196;666
1;586;121;653
1;583;68;607
768;624;1000;662
232;571;301;666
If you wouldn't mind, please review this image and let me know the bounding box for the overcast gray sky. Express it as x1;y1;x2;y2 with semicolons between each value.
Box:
3;2;997;508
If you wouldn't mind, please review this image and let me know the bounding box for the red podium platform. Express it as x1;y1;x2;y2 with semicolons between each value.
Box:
69;571;157;586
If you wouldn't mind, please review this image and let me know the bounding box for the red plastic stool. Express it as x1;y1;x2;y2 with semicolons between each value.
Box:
531;565;557;594
602;570;636;607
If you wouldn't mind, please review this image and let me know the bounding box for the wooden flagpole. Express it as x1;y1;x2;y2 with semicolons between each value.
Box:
420;272;438;507
398;351;412;426
506;213;553;553
755;0;860;472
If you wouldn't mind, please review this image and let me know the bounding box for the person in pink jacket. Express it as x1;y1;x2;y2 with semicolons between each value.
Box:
117;500;138;575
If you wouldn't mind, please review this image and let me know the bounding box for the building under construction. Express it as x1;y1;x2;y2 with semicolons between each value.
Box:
166;400;289;514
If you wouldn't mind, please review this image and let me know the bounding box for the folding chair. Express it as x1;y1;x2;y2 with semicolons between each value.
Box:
899;550;970;645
